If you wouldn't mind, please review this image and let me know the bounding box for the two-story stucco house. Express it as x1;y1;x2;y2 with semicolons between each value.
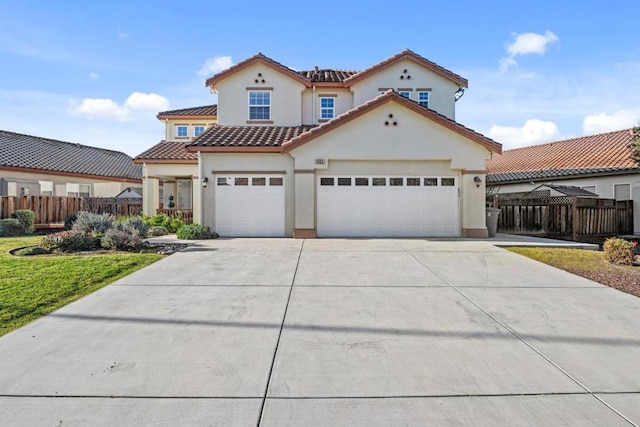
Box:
134;49;502;237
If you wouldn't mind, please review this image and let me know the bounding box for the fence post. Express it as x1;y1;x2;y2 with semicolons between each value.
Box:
571;196;578;241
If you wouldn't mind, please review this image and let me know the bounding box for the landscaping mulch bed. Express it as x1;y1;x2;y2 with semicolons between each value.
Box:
563;263;640;298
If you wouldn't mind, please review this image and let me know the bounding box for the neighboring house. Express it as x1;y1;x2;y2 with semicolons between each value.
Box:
0;130;142;197
486;128;640;233
115;187;143;199
135;49;502;237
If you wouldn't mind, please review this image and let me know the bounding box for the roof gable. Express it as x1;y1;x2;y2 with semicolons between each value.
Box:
205;53;312;89
0;130;141;180
282;91;500;154
487;128;638;183
343;49;468;88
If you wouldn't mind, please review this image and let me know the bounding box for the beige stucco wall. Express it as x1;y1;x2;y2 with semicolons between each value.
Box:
350;59;460;120
215;63;306;126
164;119;216;142
494;174;640;233
200;153;296;235
301;89;354;125
0;169;136;197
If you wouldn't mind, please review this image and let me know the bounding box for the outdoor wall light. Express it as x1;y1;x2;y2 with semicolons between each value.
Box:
474;176;482;188
201;177;209;188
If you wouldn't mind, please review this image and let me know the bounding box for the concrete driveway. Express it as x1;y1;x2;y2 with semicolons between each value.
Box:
1;238;639;426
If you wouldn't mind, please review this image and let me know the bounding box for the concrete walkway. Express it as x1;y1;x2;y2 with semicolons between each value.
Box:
0;238;638;426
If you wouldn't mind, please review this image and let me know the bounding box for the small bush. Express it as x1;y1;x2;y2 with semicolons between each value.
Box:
0;219;25;237
603;238;635;266
11;210;35;234
101;223;144;251
176;224;218;240
143;213;185;233
40;230;99;252
121;216;148;238
168;218;185;233
148;226;169;237
72;211;114;235
14;246;50;256
64;214;78;230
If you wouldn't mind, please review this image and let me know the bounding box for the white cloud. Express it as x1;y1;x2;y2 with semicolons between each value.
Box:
117;30;128;40
197;56;233;77
500;30;558;72
124;92;170;111
89;72;99;80
582;109;640;134
68;98;130;121
68;92;169;122
488;119;560;149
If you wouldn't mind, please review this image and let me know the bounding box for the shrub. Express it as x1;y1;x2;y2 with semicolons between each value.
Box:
143;213;185;233
603;238;635;266
0;219;26;237
11;210;35;234
168;218;185;233
64;214;78;230
72;211;113;235
176;224;218;240
101;223;144;251
148;226;169;236
40;230;99;252
121;216;148;238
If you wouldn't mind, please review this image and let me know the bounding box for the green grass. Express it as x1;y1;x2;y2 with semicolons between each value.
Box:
0;235;163;336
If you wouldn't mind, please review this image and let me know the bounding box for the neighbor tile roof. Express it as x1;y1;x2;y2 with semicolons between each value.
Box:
187;125;317;148
133;141;198;162
487;129;638;183
0;130;141;180
157;105;217;118
297;69;359;83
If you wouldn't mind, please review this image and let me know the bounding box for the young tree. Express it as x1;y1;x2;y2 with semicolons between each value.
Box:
632;124;640;163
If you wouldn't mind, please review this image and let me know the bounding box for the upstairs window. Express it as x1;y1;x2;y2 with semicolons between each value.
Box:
398;91;411;99
418;91;430;107
194;126;205;137
320;97;335;120
249;91;271;120
176;125;188;138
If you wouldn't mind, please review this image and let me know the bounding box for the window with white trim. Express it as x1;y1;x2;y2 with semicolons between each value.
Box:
614;183;631;201
418;91;430;107
66;183;91;197
398;91;411;99
320;97;335;120
176;125;188;138
39;180;53;196
249;91;271;120
194;126;205;137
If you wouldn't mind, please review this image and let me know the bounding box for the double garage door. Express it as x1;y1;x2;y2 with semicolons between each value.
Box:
215;174;459;237
317;176;459;237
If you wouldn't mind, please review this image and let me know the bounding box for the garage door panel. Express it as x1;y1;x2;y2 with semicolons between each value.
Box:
317;176;459;237
215;176;285;237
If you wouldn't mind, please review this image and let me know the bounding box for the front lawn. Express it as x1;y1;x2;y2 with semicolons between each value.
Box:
507;247;640;298
0;236;163;336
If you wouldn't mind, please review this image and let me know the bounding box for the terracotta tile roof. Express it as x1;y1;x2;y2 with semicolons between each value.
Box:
133;141;197;163
282;90;501;154
205;53;312;88
157;105;217;118
487;129;638;183
187;125;317;148
0;130;141;180
343;49;468;88
297;69;359;83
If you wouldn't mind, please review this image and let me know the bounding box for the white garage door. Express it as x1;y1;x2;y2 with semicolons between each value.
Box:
317;176;459;237
215;175;285;237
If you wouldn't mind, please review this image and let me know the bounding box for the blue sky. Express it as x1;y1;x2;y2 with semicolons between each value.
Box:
1;0;639;156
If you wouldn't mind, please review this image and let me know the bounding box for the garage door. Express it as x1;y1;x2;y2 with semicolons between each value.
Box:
215;175;285;237
317;176;459;237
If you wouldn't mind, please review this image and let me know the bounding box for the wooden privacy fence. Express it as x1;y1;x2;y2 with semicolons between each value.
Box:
490;195;634;241
0;196;142;226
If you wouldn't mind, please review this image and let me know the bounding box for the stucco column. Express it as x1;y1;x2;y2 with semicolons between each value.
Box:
293;171;316;238
142;165;159;216
461;172;488;238
192;176;202;225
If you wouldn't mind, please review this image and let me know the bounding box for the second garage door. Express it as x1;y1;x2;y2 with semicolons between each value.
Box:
215;175;285;237
317;176;459;237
